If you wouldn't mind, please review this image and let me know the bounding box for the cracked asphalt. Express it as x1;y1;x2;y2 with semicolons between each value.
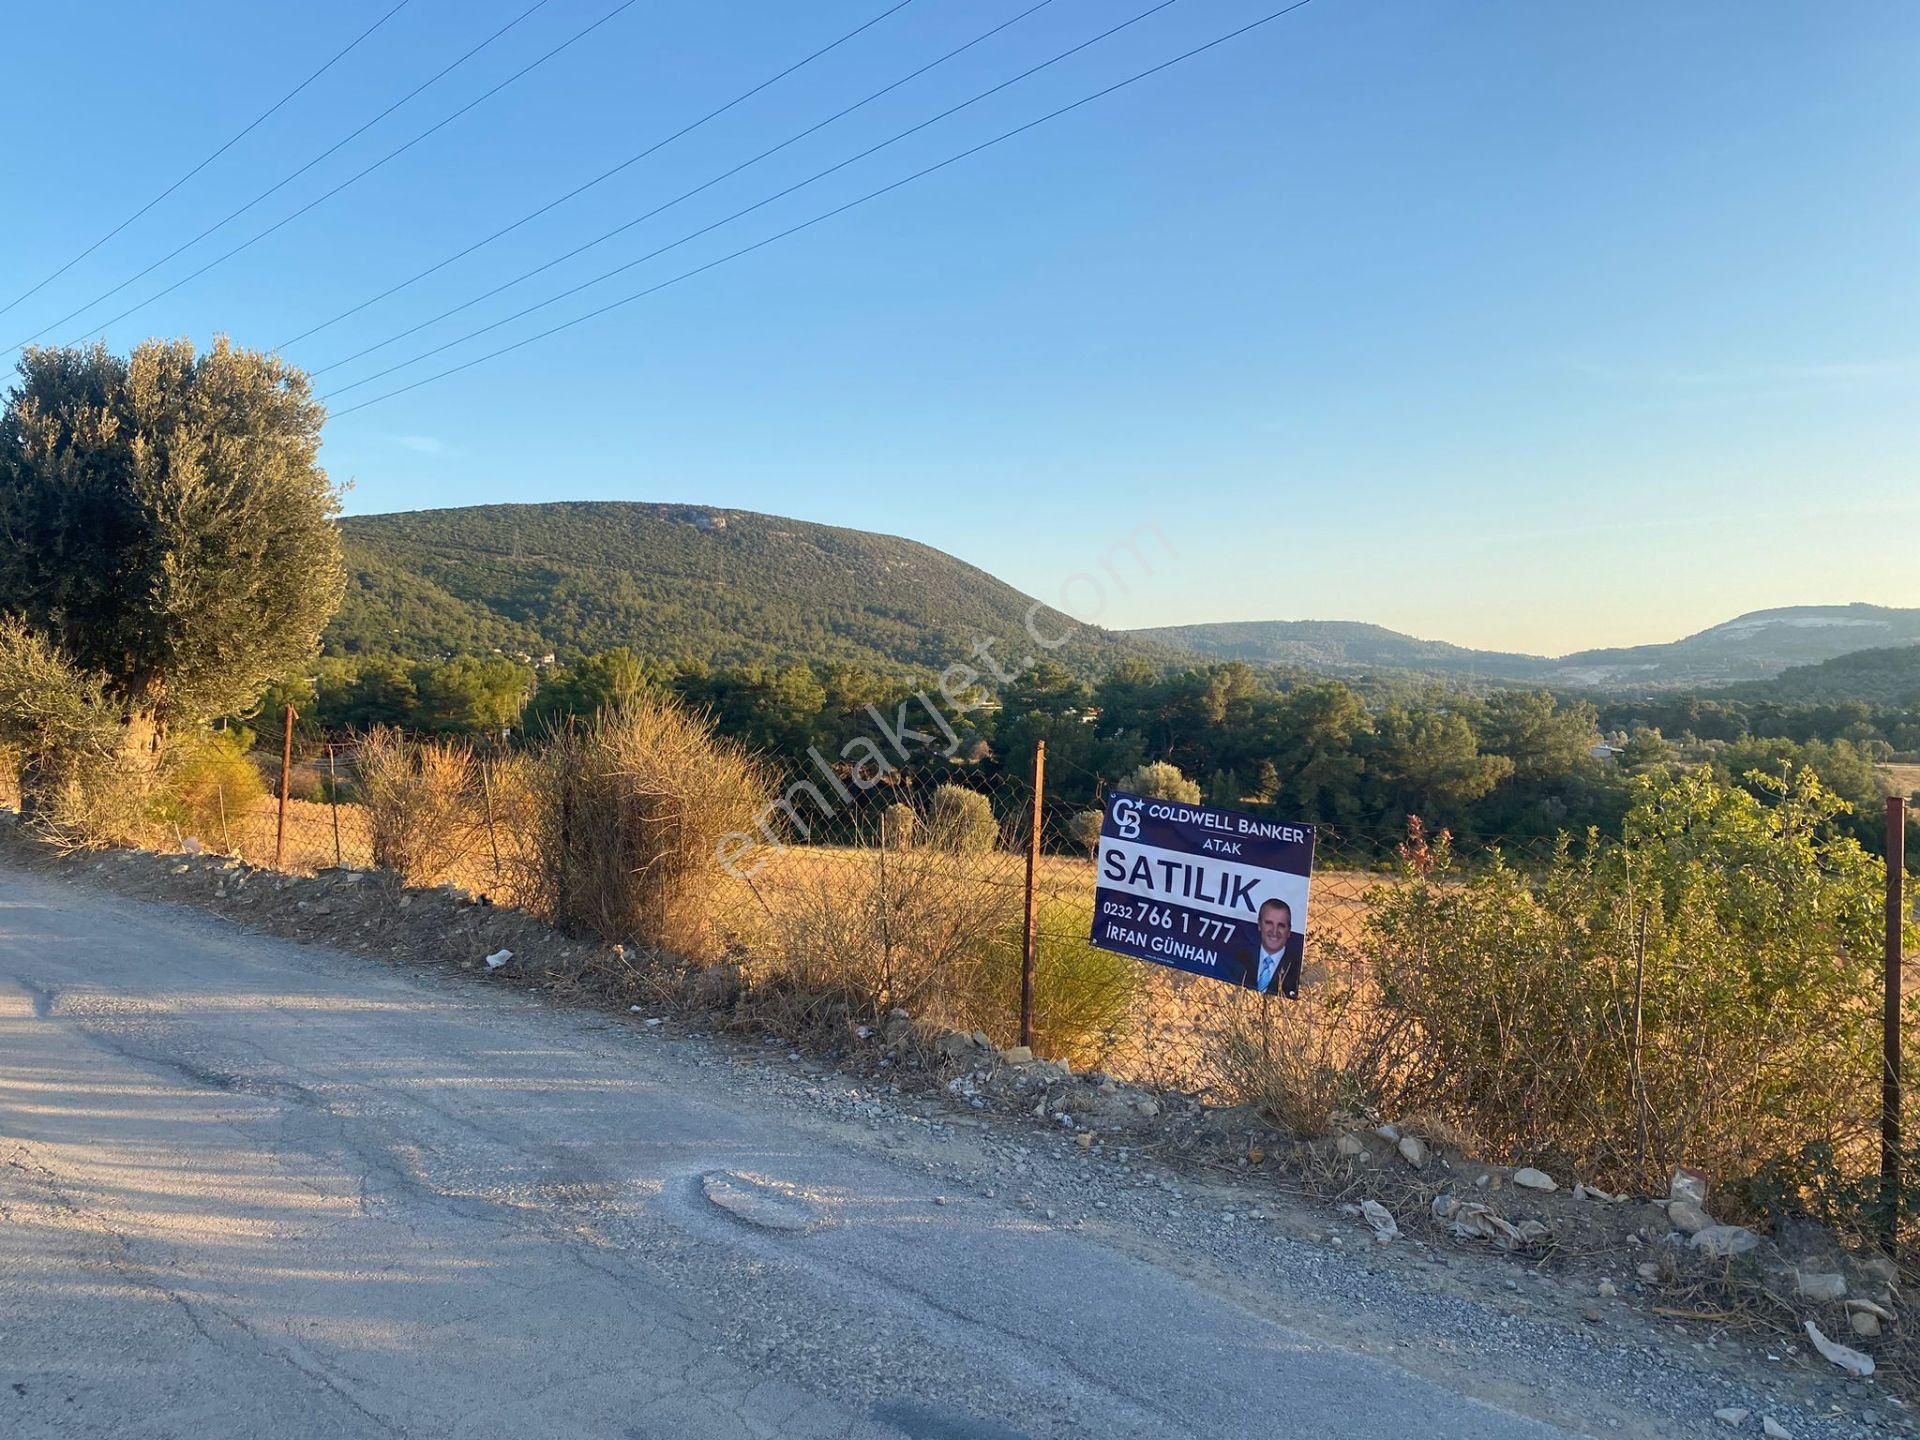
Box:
0;858;1622;1438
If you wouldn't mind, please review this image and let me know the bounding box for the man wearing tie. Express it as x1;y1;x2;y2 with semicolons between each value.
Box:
1225;898;1302;999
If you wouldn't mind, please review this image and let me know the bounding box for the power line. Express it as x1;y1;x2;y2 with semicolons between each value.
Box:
7;0;566;352
305;0;1060;376
0;0;415;322
49;0;654;350
322;0;1181;393
279;0;924;353
330;0;1320;418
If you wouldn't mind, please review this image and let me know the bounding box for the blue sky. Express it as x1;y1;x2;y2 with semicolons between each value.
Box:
5;0;1915;655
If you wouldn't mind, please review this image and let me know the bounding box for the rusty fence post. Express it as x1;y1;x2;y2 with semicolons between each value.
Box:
1884;795;1907;1238
1020;741;1046;1051
480;754;502;892
275;702;295;870
326;743;344;869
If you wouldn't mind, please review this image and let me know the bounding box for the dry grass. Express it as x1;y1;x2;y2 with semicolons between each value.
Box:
1881;764;1920;801
725;841;1389;1084
746;838;1025;1029
27;761;163;853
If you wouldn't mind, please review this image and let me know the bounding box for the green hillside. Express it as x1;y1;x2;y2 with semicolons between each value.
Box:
1723;643;1920;707
328;502;1168;678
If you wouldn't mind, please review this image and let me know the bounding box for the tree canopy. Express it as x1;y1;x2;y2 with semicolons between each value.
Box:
0;338;343;728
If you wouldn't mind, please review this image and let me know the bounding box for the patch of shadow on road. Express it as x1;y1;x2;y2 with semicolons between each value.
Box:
871;1399;1035;1440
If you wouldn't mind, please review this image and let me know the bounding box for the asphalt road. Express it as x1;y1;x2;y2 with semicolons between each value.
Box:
0;859;1576;1440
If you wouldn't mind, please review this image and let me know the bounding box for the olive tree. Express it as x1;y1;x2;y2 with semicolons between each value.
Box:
0;338;344;751
1120;760;1201;805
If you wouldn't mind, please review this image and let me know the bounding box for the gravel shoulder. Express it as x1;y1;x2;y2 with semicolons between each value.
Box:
0;836;1903;1440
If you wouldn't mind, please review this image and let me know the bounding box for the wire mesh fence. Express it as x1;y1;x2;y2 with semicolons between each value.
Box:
14;710;1910;1208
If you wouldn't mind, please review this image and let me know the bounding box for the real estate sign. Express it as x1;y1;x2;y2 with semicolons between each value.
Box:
1089;790;1316;998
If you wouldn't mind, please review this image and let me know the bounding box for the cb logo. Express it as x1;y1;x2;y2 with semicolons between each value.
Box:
1111;795;1142;840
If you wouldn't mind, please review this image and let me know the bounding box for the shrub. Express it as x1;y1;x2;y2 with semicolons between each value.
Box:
1363;767;1893;1196
925;783;997;854
154;730;267;850
975;892;1140;1069
357;726;481;887
1067;809;1103;855
880;801;917;850
1121;761;1201;804
0;615;130;843
524;696;773;955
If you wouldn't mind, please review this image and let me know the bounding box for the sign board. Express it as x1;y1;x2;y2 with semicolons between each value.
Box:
1089;790;1315;997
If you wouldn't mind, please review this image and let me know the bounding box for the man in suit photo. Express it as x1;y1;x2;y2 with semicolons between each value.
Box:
1225;897;1303;999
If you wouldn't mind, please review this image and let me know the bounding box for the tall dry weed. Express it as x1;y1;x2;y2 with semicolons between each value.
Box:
523;698;772;956
1206;939;1409;1134
357;726;481;886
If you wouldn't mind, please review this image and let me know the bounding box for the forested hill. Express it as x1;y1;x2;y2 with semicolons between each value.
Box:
1721;644;1920;707
1131;619;1547;679
327;502;1172;678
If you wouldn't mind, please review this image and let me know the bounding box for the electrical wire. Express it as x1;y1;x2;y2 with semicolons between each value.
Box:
51;0;655;348
321;0;1183;392
0;0;415;321
278;0;924;352
8;0;572;351
329;0;1319;418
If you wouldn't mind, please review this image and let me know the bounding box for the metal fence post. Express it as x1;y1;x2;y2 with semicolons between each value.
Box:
275;702;295;870
480;754;502;891
1884;795;1906;1238
326;743;344;869
1020;740;1045;1051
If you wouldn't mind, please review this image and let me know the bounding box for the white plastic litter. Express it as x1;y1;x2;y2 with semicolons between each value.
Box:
1359;1199;1399;1242
1804;1319;1874;1377
483;949;513;970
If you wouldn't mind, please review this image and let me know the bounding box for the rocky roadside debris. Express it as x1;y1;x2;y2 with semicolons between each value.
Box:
4;825;1910;1437
913;1025;1912;1429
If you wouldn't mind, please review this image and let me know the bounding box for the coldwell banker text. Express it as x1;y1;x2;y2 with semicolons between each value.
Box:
1090;792;1316;998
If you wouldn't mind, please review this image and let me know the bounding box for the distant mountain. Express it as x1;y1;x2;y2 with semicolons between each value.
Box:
1721;643;1920;707
1539;606;1920;690
1130;619;1547;680
1135;605;1920;693
328;502;1173;679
